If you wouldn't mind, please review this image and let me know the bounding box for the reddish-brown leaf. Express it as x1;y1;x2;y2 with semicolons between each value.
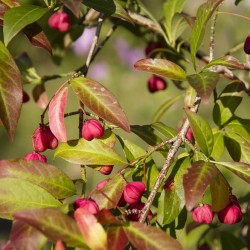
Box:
74;208;107;250
91;175;126;210
0;41;22;140
97;209;122;226
0;159;76;199
14;208;88;248
3;220;47;250
107;226;128;250
70;77;130;132
24;23;52;54
60;0;82;18
123;222;183;250
134;58;186;81
48;86;68;142
183;161;218;211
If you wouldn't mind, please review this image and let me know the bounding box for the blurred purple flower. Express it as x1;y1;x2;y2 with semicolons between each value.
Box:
88;62;110;81
114;38;144;68
72;27;96;56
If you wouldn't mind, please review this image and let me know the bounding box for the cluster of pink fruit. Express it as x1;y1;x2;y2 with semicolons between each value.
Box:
74;181;152;222
192;195;243;225
23;119;112;175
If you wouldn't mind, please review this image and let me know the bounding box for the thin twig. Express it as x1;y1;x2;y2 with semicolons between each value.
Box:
76;20;119;75
77;13;105;77
139;97;201;223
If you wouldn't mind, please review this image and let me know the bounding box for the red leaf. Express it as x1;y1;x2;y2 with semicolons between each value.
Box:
107;226;128;250
0;41;22;140
183;161;218;211
14;208;87;248
74;208;107;250
24;23;52;54
70;77;130;132
3;220;46;250
48;86;68;142
123;222;183;250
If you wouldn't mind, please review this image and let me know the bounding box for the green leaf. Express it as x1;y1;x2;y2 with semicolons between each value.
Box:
151;95;183;123
55;138;126;165
158;157;190;224
213;81;246;126
131;124;163;146
220;232;246;250
0;178;61;220
1;0;20;7
91;175;126;210
112;0;134;24
83;0;116;16
183;161;218;211
70;77;130;132
210;170;230;211
187;71;219;104
170;14;188;45
117;136;145;161
0;159;76;199
185;110;214;156
134;59;186;81
163;0;186;44
0;41;22;140
226;118;250;141
6;220;47;250
203;56;244;71
184;86;197;108
151;122;178;140
14;208;89;249
190;0;222;69
117;137;159;194
123;222;183;250
3;5;48;46
210;129;225;160
224;132;250;164
214;161;250;184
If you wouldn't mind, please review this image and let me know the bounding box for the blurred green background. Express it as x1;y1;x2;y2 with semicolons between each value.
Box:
0;0;250;249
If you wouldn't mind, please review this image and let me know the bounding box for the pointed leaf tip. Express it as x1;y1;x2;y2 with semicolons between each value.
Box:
70;77;130;132
134;58;186;81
